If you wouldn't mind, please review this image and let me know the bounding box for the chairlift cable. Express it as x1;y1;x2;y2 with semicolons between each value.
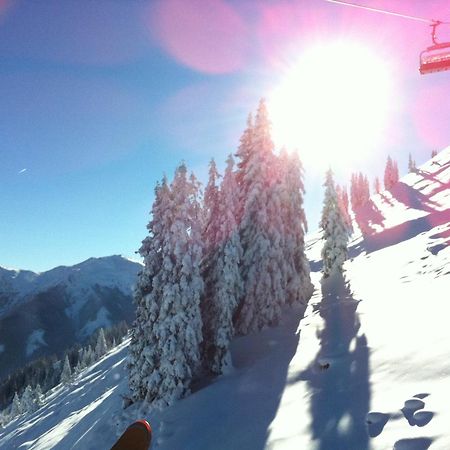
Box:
324;0;450;25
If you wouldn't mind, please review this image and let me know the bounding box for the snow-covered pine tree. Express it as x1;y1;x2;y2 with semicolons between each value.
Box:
201;155;243;375
384;156;392;190
321;169;335;230
20;385;36;414
34;384;43;407
0;409;7;428
235;113;254;227
408;153;416;173
128;177;170;403
336;184;352;233
363;174;370;202
384;156;399;190
75;349;85;372
321;169;349;278
95;328;108;359
431;149;438;158
128;164;204;408
202;159;221;256
235;99;285;334
392;160;399;185
10;392;21;417
84;345;94;367
374;176;381;193
60;355;72;385
278;149;313;305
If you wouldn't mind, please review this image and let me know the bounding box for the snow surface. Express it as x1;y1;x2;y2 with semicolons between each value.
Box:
1;148;449;449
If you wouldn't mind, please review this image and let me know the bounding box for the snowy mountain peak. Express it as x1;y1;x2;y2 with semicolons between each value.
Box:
0;255;141;379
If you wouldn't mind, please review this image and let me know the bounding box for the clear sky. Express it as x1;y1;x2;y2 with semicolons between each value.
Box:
1;0;449;272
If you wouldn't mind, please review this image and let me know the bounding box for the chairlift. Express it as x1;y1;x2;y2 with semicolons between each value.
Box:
419;22;450;75
325;0;450;76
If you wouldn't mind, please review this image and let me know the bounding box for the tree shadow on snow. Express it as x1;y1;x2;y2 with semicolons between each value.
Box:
301;272;371;450
156;304;306;450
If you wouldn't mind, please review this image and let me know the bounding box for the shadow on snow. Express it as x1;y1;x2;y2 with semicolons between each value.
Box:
300;272;371;450
154;304;306;450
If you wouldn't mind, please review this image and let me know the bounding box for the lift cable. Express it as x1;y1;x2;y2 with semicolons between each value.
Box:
324;0;450;25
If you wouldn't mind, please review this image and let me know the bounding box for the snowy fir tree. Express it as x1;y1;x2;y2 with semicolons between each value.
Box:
128;164;204;408
75;350;85;373
202;159;221;257
321;169;349;278
95;328;108;359
201;155;243;375
0;409;7;428
34;384;43;407
336;184;352;233
321;169;336;229
408;153;416;173
350;172;370;210
374;176;381;193
83;345;94;367
235;113;254;226
234;99;289;334
60;355;72;385
10;392;21;417
20;385;36;414
431;149;438;158
384;156;399;190
278;149;313;306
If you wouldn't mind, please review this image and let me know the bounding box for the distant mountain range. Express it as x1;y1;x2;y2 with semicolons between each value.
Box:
0;255;141;379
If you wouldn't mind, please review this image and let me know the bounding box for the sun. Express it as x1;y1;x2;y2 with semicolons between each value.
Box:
268;40;394;173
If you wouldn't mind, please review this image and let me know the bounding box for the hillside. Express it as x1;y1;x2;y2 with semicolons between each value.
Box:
0;255;141;379
0;148;449;450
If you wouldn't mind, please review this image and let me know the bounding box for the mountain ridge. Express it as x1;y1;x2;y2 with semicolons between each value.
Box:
0;255;142;380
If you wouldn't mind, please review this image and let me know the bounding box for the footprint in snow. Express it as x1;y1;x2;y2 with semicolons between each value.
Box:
393;437;433;450
401;398;427;426
366;411;390;437
413;410;434;427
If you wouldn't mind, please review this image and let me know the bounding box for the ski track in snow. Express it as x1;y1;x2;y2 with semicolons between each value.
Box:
1;148;449;449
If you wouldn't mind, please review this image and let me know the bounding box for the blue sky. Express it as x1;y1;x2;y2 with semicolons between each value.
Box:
1;0;449;272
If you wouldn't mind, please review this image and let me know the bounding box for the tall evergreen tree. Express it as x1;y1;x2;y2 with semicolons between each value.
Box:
235;114;254;226
60;355;72;385
374;176;381;193
203;159;221;256
431;149;438;158
202;155;243;374
128;164;204;408
278;150;313;305
384;156;399;190
95;328;108;359
321;169;349;278
408;153;416;173
20;385;36;414
10;392;21;417
34;384;43;407
350;172;370;210
336;184;352;233
235;99;285;334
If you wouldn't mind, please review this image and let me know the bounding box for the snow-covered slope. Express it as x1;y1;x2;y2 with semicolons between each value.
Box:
1;148;449;449
0;256;141;379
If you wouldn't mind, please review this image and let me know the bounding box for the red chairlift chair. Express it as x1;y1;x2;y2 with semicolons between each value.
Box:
419;21;450;75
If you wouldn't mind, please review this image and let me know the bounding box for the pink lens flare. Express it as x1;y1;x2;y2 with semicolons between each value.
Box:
148;0;249;74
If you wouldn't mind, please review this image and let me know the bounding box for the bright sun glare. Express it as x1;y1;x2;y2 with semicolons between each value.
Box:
268;41;394;173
